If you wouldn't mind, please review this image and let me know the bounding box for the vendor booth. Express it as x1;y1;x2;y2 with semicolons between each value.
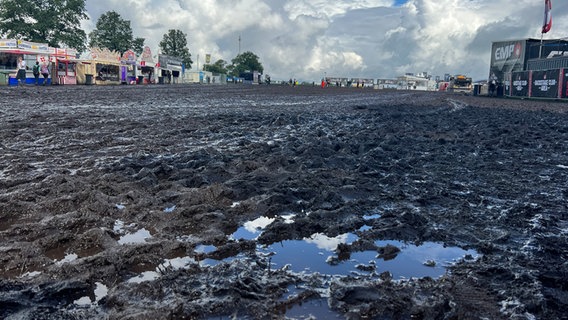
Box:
0;39;51;85
157;54;183;84
137;46;155;84
51;47;78;85
121;49;137;84
77;47;121;85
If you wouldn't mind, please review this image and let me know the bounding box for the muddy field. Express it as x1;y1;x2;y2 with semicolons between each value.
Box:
0;84;567;319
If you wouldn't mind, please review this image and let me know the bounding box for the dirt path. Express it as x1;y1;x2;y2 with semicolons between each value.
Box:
1;85;567;319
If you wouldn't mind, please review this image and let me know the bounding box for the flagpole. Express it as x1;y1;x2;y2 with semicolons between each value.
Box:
540;32;544;59
540;0;552;59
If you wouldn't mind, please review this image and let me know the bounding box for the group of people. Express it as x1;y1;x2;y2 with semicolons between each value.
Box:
16;56;50;86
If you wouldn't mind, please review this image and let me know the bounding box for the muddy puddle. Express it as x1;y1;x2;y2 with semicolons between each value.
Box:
229;215;478;279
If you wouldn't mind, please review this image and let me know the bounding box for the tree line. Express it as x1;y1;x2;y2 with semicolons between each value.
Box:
0;0;263;76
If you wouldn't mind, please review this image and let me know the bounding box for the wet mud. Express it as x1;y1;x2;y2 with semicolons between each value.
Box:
1;84;567;319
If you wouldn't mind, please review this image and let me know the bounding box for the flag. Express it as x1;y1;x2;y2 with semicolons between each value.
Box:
542;0;552;33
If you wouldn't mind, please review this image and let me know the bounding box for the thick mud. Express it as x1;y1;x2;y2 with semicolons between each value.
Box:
1;84;567;319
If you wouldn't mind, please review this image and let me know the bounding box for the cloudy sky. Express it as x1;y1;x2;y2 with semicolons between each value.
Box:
82;0;568;82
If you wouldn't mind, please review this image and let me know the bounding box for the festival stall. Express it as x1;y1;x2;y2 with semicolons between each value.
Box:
137;46;155;84
157;54;183;84
120;49;137;84
0;39;51;85
77;47;121;85
50;47;78;85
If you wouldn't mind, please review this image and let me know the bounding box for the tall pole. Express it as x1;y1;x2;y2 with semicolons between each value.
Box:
540;32;544;59
238;35;241;55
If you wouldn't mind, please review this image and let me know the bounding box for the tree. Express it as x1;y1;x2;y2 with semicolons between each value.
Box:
204;59;228;74
89;11;144;54
229;51;264;77
0;0;88;52
131;37;145;56
159;29;193;69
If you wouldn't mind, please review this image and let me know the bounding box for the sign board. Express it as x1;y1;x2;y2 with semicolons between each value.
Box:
89;47;120;64
511;71;530;97
0;39;18;49
489;40;526;83
17;40;49;53
530;69;560;98
121;49;137;64
158;54;183;70
139;46;154;65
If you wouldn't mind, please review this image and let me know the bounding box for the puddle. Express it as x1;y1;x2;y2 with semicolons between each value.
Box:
363;213;381;220
73;282;108;306
19;271;42;278
190;217;478;318
164;205;176;213
230;216;477;279
94;282;108;302
45;245;70;261
259;237;477;279
118;228;152;245
55;253;78;265
113;220;125;232
195;244;217;254
230;214;296;241
230;216;275;241
128;271;160;284
285;298;343;319
205;296;340;320
127;255;197;283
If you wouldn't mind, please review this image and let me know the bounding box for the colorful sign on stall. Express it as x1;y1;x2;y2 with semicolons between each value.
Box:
121;50;137;64
0;39;17;49
17;40;49;54
140;46;154;66
90;47;121;63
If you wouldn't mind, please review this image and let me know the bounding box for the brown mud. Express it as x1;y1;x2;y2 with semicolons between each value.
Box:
0;84;567;319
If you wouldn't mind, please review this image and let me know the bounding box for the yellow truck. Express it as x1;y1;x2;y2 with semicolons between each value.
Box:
449;75;473;93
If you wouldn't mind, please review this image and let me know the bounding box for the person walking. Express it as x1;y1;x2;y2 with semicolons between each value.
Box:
17;56;27;86
40;62;50;86
32;61;40;85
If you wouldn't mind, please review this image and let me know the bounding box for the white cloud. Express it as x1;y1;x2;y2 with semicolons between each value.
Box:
83;0;568;81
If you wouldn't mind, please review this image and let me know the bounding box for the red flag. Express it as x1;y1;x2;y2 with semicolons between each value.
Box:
542;0;552;33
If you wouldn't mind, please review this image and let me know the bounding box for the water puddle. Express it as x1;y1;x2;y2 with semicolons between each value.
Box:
118;228;152;245
363;213;381;220
184;215;478;319
206;297;342;320
127;255;197;283
114;220;152;245
230;216;478;279
55;253;79;266
230;214;295;241
73;282;108;306
19;271;42;278
122;208;480;318
284;298;343;319
258;236;476;278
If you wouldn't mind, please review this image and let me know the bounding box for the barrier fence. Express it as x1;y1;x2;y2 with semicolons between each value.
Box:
506;68;567;99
